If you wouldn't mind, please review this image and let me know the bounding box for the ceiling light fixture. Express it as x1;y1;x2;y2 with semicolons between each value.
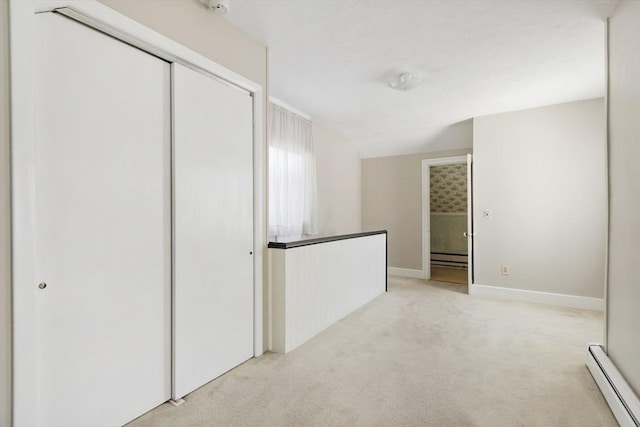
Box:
202;0;230;14
388;72;424;91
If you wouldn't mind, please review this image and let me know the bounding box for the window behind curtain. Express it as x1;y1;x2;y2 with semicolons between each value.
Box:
268;103;318;239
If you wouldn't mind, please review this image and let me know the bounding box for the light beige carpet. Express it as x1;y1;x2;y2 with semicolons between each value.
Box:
127;276;615;427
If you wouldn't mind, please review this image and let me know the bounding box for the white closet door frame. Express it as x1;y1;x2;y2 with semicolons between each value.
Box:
9;2;265;425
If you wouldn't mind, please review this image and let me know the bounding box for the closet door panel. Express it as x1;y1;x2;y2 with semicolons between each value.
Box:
173;64;254;399
34;13;171;427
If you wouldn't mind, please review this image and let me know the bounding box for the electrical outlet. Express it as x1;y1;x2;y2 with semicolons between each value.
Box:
501;265;510;275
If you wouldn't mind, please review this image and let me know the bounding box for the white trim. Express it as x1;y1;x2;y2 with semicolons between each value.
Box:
603;17;610;352
388;267;425;279
421;155;469;282
466;153;473;287
469;284;604;311
10;1;265;423
252;94;265;358
421;161;430;280
269;97;311;121
422;156;468;166
587;345;640;426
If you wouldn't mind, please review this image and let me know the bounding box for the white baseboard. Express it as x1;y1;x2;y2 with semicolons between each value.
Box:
469;283;604;311
388;267;424;279
587;345;640;426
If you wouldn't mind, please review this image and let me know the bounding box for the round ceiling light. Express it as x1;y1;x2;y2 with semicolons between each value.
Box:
388;72;424;91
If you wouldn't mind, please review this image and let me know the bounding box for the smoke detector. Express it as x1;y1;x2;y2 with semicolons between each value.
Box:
388;72;424;91
203;0;230;14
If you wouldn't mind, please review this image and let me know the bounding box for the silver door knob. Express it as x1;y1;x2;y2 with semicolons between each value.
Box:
38;282;47;289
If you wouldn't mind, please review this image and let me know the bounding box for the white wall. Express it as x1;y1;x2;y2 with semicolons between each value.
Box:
314;122;361;236
606;0;640;396
99;0;267;88
473;98;606;299
0;0;11;424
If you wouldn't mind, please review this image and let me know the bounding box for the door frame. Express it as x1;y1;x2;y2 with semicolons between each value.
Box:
421;155;472;286
10;2;265;425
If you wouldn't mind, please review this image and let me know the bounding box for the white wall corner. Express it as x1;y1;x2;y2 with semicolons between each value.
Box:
469;284;604;311
388;267;425;279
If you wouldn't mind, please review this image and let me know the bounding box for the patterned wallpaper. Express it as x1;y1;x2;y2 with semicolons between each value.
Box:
430;164;467;213
430;213;468;254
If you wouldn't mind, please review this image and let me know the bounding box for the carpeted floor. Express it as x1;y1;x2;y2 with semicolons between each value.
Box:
127;276;615;427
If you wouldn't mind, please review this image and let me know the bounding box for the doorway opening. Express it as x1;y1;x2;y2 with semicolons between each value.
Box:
430;163;468;284
422;156;473;289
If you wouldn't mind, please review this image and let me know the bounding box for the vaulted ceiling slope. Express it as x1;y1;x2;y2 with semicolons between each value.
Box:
227;0;616;158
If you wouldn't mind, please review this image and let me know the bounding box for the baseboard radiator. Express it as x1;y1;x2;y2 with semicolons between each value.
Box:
430;252;468;269
587;345;640;426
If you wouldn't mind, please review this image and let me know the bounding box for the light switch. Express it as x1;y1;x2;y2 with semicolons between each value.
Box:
482;209;492;219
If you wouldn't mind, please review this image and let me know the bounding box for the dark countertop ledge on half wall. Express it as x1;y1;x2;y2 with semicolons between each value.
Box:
267;230;388;249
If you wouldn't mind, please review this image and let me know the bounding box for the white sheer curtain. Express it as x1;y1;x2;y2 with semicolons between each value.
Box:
268;103;318;239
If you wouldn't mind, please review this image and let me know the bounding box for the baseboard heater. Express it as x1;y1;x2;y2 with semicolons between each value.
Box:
430;252;468;269
586;345;640;426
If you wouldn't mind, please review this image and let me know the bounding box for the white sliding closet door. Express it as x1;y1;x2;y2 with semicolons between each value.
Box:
173;64;254;399
34;13;171;426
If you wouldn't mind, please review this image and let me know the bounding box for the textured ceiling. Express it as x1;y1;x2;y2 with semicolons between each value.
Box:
227;0;615;158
